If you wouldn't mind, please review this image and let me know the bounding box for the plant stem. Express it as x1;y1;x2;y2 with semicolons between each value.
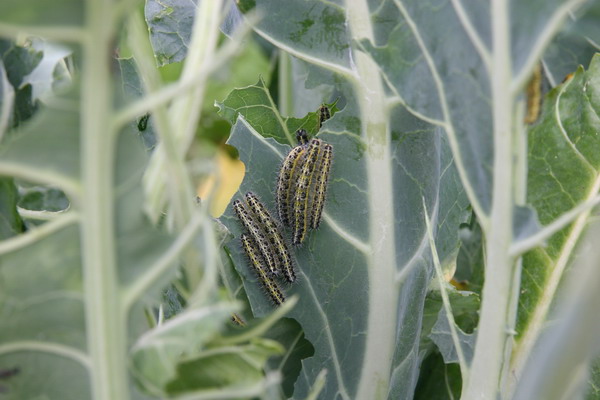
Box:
81;0;129;399
346;2;398;399
462;0;514;398
143;0;222;231
278;51;294;117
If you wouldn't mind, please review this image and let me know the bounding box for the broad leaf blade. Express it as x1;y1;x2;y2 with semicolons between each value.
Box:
518;56;600;337
236;0;353;74
220;98;467;399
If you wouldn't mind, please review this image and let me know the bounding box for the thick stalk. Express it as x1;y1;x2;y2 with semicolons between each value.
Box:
346;2;398;399
462;0;514;398
81;0;128;399
278;51;294;117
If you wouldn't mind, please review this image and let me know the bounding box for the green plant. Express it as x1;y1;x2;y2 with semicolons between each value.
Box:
2;0;600;399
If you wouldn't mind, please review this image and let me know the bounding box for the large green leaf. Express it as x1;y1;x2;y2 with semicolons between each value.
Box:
219;91;468;399
512;54;600;390
0;86;178;399
236;0;352;74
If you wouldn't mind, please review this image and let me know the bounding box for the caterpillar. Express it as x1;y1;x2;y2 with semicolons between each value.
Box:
317;105;331;129
241;234;285;305
230;313;246;326
310;142;333;229
245;192;296;283
524;63;542;124
277;141;308;226
233;199;279;274
296;128;309;145
293;138;323;245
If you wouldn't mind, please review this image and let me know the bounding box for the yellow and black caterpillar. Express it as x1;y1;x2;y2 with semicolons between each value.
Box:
276;128;334;245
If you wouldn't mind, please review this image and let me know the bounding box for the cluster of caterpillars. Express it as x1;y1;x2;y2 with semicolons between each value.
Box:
277;105;333;245
233;105;334;306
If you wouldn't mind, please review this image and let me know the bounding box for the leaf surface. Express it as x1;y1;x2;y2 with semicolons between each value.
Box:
145;0;197;66
518;55;600;336
219;94;468;399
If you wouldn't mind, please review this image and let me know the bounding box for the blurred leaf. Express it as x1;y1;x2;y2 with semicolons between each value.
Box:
166;340;282;395
454;214;485;295
22;39;72;102
0;87;176;398
0;0;83;26
513;205;542;242
0;40;43;88
264;318;315;398
0;40;42;127
0;178;24;239
203;36;270;116
221;0;245;38
0;87;80;185
17;186;69;212
118;57;157;150
586;356;600;400
0;60;14;138
413;351;462;400
543;2;600;86
145;0;197;66
131;304;236;396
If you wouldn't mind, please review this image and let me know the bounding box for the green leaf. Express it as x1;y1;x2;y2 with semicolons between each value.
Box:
0;40;42;127
543;2;600;86
359;5;493;214
0;86;80;189
0;87;177;398
17;187;69;212
236;0;352;74
518;55;600;336
219;92;468;399
264;318;315;398
0;0;83;26
0;178;23;239
454;214;485;294
166;340;283;395
586;356;600;400
216;77;337;145
0;60;14;138
421;287;479;357
414;351;462;400
145;0;197;66
22;39;72;102
429;307;476;365
131;304;236;396
118;57;157;150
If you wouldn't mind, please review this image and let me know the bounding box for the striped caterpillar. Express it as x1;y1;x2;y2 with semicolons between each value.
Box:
240;233;285;305
276;129;334;245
